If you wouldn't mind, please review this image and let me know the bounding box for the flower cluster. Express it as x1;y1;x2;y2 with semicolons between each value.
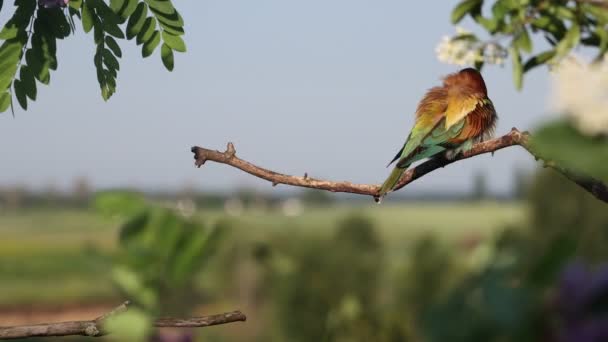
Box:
553;55;608;136
435;28;507;67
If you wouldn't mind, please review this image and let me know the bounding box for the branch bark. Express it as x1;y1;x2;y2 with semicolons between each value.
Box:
191;128;608;203
0;301;246;340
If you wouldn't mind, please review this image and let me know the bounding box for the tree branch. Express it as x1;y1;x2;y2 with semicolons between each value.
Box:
190;128;608;203
0;301;246;340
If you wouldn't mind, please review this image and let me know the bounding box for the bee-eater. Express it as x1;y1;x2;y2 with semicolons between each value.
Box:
379;68;497;199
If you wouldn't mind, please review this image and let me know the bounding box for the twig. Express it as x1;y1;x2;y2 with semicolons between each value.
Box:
0;301;246;340
190;128;608;203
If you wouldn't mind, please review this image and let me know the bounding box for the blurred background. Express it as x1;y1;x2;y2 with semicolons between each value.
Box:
1;0;608;341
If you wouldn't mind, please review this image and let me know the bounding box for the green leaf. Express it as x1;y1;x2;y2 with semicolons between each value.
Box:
119;211;150;245
161;30;185;52
102;48;120;70
0;24;19;40
94;191;147;217
117;0;138;20
160;43;173;71
19;66;36;100
158;21;184;36
523;50;556;72
126;2;147;40
136;17;156;45
13;79;27;110
69;0;82;9
26;48;50;84
103;20;125;39
583;4;608;24
104;308;152;341
451;0;482;24
105;36;122;57
109;0;125;13
142;30;160;57
144;0;174;15
553;22;580;62
532;121;608;182
514;28;532;53
148;6;183;28
554;6;575;20
0;92;11;113
510;45;523;90
81;1;94;33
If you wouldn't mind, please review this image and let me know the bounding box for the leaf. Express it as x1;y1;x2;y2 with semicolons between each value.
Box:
103;19;125;38
119;211;150;245
148;6;183;28
69;0;82;9
126;2;147;40
142;30;160;57
109;0;125;13
81;1;94;33
160;43;173;70
0;24;19;40
532;121;608;182
451;0;482;24
158;21;184;36
553;22;580;62
583;3;608;24
117;0;138;20
105;36;122;57
510;45;523;90
161;30;185;52
102;48;120;70
19;66;36;100
144;0;174;15
514;28;532;53
0;91;11;112
94;191;147;217
13;79;27;110
26;48;50;84
136;16;156;45
104;308;152;341
523;50;556;72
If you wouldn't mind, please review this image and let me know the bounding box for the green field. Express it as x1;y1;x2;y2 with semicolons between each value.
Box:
0;202;526;307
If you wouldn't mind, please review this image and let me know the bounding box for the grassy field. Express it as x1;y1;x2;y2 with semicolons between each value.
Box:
0;202;527;307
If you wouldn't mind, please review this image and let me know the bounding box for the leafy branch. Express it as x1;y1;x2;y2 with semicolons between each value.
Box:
0;0;187;112
450;0;608;89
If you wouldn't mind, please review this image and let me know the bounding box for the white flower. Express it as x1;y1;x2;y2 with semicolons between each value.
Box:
553;55;608;136
435;30;507;67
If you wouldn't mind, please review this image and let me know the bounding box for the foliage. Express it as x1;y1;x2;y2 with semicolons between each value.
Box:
262;214;384;342
0;0;186;113
94;191;225;340
448;0;608;89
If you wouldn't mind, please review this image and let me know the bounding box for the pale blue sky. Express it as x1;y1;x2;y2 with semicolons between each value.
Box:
0;1;553;194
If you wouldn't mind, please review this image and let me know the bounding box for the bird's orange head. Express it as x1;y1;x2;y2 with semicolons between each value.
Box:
442;68;488;96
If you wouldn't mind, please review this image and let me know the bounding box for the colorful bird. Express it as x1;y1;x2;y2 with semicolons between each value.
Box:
378;68;497;199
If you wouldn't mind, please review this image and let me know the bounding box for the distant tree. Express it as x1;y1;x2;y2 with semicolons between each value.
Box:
471;170;488;201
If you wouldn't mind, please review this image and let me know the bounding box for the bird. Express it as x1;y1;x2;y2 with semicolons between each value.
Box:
378;68;497;200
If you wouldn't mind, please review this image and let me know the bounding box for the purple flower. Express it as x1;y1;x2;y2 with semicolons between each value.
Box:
38;0;69;9
555;261;608;342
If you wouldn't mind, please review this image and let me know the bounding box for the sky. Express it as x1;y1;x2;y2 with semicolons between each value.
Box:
0;1;555;195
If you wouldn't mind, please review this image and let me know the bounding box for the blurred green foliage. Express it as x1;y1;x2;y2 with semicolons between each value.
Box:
94;191;226;340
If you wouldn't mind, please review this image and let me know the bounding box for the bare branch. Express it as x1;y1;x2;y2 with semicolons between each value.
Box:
191;128;608;203
0;301;246;340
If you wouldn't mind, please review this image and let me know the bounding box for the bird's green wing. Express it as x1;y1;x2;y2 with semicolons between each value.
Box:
387;113;445;167
395;118;465;168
